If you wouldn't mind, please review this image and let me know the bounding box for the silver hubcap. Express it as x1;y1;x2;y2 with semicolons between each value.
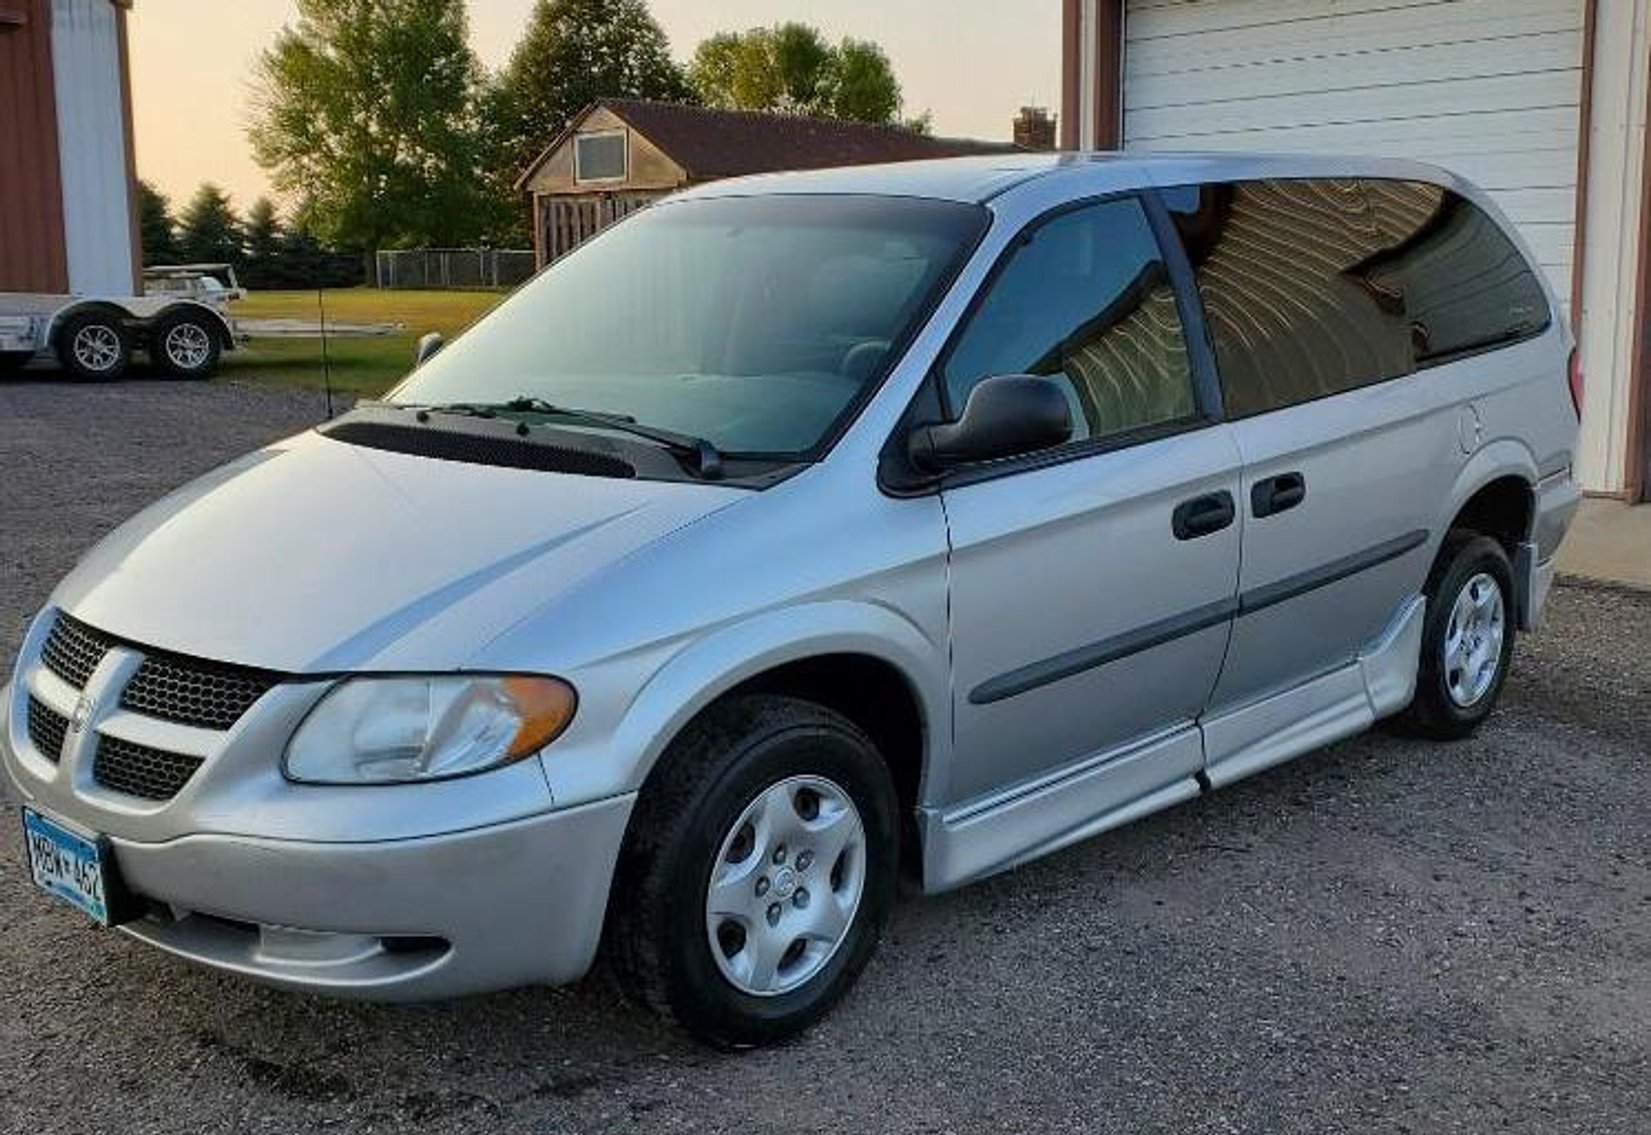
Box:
705;774;866;997
1443;571;1506;707
72;325;120;372
164;322;211;370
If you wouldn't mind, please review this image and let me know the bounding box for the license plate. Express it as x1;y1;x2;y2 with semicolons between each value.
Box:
22;808;114;925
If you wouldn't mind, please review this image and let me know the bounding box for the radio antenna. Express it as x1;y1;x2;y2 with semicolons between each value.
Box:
317;286;335;419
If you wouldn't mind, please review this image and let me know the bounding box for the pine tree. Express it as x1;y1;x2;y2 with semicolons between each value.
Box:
176;184;244;265
137;180;180;267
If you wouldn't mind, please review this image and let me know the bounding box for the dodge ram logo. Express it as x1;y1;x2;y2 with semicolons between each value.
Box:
68;692;96;734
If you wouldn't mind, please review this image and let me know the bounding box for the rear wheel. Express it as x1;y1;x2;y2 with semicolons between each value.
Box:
151;309;221;379
55;310;130;380
1393;534;1515;739
606;695;898;1048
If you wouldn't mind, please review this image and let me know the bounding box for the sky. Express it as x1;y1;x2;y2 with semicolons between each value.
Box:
128;0;1061;214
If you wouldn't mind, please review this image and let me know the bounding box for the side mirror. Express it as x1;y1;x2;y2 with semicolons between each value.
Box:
414;331;444;367
907;374;1073;471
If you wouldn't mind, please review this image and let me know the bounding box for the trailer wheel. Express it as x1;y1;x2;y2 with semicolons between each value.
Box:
151;309;222;379
55;310;131;381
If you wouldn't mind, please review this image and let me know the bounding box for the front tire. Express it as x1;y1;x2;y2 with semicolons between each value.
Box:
54;310;130;380
607;695;899;1048
1394;533;1515;739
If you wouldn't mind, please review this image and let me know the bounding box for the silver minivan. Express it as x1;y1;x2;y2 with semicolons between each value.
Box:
4;154;1581;1046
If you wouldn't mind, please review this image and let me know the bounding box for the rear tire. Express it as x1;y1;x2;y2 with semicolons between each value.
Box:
1393;533;1515;740
606;695;899;1048
150;309;222;379
55;309;131;381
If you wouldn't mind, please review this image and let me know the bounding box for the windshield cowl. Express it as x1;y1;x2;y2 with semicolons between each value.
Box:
321;403;798;486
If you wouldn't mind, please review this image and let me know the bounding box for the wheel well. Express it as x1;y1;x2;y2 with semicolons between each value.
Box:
151;303;235;349
715;654;927;868
1449;476;1534;554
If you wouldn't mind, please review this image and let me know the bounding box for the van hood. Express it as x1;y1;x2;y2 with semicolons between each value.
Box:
52;430;744;673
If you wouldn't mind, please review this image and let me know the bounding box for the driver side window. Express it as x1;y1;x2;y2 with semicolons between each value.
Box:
941;196;1196;444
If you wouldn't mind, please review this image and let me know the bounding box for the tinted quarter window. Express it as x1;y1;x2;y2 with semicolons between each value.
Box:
1163;179;1551;418
942;196;1196;443
1353;191;1550;364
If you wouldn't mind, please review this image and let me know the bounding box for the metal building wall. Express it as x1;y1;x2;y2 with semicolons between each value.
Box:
0;0;69;293
1575;0;1650;497
51;0;135;295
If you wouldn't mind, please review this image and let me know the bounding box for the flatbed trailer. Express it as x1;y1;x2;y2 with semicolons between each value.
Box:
0;264;246;381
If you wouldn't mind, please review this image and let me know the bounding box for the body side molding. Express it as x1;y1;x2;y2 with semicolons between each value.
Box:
967;529;1430;705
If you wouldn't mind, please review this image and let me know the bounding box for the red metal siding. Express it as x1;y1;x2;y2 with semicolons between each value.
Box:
0;0;68;293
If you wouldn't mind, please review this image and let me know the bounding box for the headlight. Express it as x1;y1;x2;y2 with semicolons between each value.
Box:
283;675;576;785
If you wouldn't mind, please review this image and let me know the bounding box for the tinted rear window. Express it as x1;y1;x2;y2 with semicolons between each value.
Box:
1163;178;1550;418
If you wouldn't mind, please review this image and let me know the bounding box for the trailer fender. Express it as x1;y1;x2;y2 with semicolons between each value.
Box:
46;299;238;352
43;300;135;349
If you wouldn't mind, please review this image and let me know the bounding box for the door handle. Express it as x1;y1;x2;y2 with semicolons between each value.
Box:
1251;472;1306;518
1172;491;1236;540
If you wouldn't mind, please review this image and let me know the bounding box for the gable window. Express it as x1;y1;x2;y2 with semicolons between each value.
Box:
574;130;627;183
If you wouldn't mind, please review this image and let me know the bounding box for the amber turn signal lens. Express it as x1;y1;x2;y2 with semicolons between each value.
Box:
502;676;578;758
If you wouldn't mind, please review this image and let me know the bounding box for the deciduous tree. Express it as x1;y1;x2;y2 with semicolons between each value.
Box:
248;0;489;250
688;24;905;124
831;39;901;124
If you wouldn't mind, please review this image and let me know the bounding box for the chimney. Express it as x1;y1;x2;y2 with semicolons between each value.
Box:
1013;106;1056;151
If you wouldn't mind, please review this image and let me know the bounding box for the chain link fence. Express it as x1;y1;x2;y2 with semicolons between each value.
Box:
375;248;536;290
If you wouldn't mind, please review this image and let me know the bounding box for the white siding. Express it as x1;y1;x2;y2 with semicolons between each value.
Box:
52;0;134;295
1122;0;1585;324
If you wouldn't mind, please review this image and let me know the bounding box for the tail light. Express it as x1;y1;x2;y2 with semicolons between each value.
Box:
1568;347;1584;418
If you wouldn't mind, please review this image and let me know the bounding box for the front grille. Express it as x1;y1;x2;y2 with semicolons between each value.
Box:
36;611;287;735
40;613;114;689
92;736;204;801
31;612;290;804
121;654;280;731
25;696;69;763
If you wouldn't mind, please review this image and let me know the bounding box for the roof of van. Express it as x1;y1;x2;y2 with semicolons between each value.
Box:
675;151;1466;205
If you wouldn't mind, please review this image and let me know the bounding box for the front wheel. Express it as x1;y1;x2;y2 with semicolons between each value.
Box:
606;695;899;1048
1393;533;1515;739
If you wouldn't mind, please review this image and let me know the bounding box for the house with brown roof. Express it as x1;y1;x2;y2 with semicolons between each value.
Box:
515;98;1018;268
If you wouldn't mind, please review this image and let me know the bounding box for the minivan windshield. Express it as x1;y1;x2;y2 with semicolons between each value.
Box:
389;195;987;459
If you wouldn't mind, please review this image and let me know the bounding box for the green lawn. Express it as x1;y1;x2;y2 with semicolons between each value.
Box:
222;288;505;397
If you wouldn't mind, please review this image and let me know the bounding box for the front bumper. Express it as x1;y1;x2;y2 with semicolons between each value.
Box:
109;795;634;999
3;672;635;1000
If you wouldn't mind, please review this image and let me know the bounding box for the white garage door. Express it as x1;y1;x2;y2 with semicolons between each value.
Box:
1123;0;1586;315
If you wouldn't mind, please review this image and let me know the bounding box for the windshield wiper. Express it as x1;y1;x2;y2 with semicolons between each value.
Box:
408;397;724;479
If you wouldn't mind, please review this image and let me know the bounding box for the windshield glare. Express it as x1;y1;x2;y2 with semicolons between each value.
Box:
389;195;986;458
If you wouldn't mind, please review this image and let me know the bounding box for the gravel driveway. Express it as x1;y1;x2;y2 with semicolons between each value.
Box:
1;378;1647;1135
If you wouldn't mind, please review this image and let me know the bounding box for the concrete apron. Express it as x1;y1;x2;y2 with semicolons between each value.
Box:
1557;500;1651;592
